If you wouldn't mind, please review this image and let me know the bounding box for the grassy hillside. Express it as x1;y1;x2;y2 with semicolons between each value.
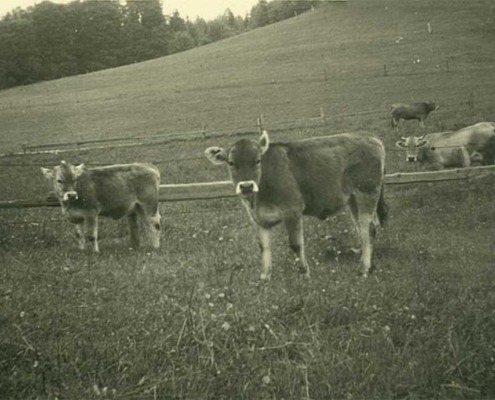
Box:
1;1;495;399
0;0;494;154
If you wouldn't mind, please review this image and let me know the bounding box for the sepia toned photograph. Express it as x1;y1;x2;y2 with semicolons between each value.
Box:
1;0;494;398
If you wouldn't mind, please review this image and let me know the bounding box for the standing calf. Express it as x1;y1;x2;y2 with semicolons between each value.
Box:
205;131;387;280
41;161;161;252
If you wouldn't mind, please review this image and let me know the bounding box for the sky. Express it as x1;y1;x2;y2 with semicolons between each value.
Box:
0;0;259;20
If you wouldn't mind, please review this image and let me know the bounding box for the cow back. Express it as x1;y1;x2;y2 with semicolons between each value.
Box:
260;134;385;219
74;163;160;219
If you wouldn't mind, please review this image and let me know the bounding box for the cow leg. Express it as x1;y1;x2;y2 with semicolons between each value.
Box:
128;212;140;249
284;217;310;279
419;119;426;131
258;227;272;281
74;222;85;250
86;215;99;253
353;193;379;277
347;194;362;251
357;214;374;277
147;210;161;249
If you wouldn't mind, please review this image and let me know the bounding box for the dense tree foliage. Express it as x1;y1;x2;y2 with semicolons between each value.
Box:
0;0;318;89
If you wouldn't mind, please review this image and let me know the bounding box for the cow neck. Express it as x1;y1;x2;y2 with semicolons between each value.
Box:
70;172;94;208
240;192;262;225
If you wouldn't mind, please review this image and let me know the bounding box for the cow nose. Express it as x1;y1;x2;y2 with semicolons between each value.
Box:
407;156;416;162
236;181;259;195
239;182;254;193
64;191;78;201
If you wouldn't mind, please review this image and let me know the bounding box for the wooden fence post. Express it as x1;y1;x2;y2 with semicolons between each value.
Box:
323;67;328;81
383;64;388;77
320;107;326;125
445;59;449;73
257;115;264;135
202;124;207;140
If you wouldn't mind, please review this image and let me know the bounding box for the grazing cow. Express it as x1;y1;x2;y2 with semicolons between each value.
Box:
395;122;495;170
41;161;161;252
390;101;439;130
205;131;387;280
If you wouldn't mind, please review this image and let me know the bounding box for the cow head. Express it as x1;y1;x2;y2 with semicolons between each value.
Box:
41;161;85;202
205;131;270;198
426;101;439;112
395;135;429;162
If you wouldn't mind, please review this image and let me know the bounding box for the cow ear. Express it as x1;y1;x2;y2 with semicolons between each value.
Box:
205;147;228;165
41;167;53;180
259;130;270;155
395;140;406;149
72;163;85;178
417;139;428;147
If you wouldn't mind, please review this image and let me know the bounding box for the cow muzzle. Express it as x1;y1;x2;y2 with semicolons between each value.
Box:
236;181;259;195
407;156;417;163
63;191;78;202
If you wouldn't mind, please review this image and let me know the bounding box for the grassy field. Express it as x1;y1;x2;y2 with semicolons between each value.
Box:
1;0;495;399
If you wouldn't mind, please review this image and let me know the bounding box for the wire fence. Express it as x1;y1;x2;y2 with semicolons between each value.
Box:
0;98;493;161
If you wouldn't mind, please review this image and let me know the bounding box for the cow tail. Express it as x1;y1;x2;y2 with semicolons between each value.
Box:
376;182;388;226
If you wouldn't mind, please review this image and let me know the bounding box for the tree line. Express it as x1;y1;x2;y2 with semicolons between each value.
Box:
0;0;320;90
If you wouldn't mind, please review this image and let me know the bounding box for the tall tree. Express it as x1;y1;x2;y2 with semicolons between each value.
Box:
122;0;169;62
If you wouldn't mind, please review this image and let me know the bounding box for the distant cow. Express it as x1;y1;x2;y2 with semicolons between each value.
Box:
395;122;495;169
205;131;387;280
41;161;161;252
390;101;439;130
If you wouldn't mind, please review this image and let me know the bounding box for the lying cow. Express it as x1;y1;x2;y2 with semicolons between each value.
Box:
205;131;387;280
395;122;495;169
41;161;161;252
390;101;439;130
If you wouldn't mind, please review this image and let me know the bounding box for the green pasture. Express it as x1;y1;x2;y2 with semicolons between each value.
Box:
1;0;495;398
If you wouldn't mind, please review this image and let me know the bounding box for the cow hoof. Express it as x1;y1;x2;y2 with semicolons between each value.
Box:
260;273;271;281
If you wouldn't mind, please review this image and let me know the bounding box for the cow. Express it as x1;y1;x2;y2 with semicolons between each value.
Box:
395;122;495;170
205;131;388;280
41;161;161;252
390;101;439;130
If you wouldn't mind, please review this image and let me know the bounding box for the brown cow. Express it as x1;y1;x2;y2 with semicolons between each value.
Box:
395;122;495;169
41;161;161;252
391;101;439;130
205;131;387;280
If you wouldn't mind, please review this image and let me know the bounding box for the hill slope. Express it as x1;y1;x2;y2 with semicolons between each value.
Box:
0;0;494;152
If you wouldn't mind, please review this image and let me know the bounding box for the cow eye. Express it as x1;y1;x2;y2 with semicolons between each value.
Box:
228;161;234;167
256;159;261;165
57;179;63;184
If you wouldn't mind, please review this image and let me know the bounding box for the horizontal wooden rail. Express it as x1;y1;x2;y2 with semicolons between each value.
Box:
1;165;495;209
384;164;495;185
0;181;236;209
